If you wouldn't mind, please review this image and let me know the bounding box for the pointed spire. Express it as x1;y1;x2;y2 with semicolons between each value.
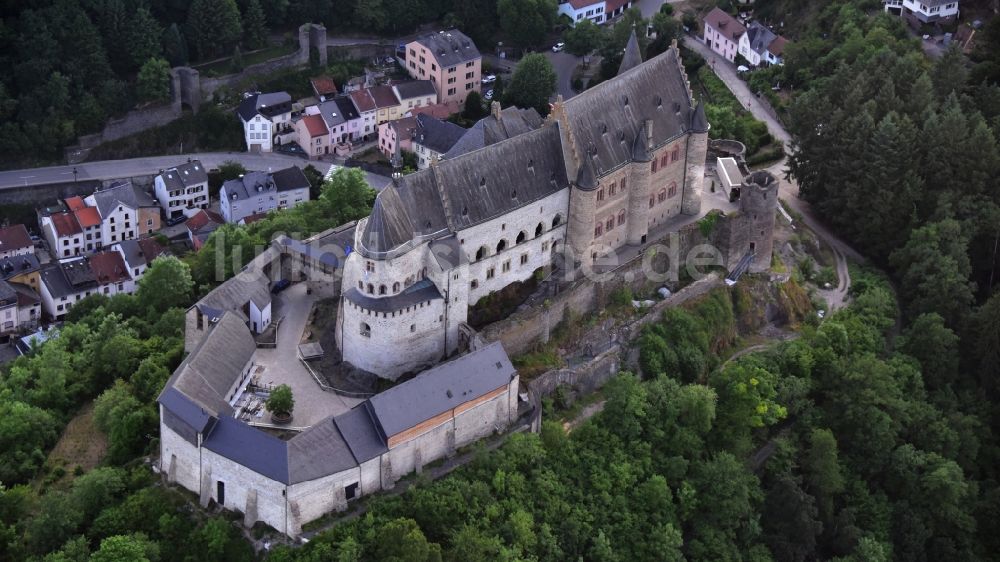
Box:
631;120;653;163
690;100;710;133
575;153;599;191
618;28;643;75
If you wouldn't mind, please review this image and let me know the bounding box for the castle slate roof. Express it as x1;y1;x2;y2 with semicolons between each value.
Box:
344;278;442;312
204;415;289;482
287;416;359;483
619;29;643;75
159;386;216;435
413;114;466;154
444;106;543;159
563;46;693;175
0;225;32;254
163;311;254;414
412;29;481;68
161;160;208;192
368;341;514;438
195;268;271;320
691;101;709;133
576;153;600;190
334;405;388;463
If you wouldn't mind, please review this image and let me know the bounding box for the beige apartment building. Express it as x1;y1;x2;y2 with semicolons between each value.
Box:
404;29;481;105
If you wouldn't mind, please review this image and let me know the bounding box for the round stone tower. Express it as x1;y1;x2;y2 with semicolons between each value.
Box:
739;170;779;273
567;154;599;267
682;101;709;216
626;121;653;246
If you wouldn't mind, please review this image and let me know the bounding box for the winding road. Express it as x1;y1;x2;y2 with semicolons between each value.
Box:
682;33;863;309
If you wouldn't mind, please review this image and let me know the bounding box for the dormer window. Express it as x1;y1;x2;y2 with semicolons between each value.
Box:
480;177;486;187
623;95;629;106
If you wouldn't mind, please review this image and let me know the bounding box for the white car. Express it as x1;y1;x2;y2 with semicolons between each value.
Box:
552;42;565;52
484;89;494;100
482;74;497;84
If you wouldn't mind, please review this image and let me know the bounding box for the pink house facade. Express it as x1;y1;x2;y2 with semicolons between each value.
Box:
702;7;746;63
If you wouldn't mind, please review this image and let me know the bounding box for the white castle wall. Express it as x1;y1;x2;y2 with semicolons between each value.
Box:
340;296;447;378
159;414;201;494
200;448;289;533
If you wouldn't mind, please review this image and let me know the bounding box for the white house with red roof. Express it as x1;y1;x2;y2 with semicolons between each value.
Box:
559;0;607;25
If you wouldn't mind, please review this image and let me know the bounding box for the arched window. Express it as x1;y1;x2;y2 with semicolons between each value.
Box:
358;280;363;290
360;322;371;337
476;246;487;261
658;189;666;203
496;239;506;253
421;267;427;279
606;217;614;231
609;182;616;196
649;196;654;209
597;188;604;202
594;224;603;238
392;282;400;292
516;231;526;244
535;223;544;237
379;285;387;295
668;182;678;198
618;210;626;226
552;214;562;228
366;284;374;294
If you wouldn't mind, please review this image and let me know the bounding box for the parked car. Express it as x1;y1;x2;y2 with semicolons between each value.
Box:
484;89;494;100
482;74;497;84
271;279;291;294
552;42;565;52
165;215;187;227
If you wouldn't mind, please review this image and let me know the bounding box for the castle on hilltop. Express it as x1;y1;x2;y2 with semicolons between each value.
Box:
158;33;779;538
337;36;714;379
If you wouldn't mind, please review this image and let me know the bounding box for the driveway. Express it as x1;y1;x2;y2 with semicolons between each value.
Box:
545;51;585;100
250;282;363;428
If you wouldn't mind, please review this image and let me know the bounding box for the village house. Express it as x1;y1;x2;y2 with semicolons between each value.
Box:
392;80;437;112
703;7;746;63
411;114;466;169
184;210;226;251
369;85;402;126
238;92;294;153
443;102;543;160
84;181;160;246
294;114;330;159
219;167;311;224
883;0;960;23
1;253;41;295
404;30;481;105
38;252;135;320
154;160;210;219
605;0;632;21
378;116;418;159
0;225;33;260
558;0;606;26
739;21;788;66
310;76;338;102
40;198;95;258
113;238;169;281
348;89;379;140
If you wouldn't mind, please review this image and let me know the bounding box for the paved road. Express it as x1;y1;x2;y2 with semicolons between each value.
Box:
546;51;585;100
0;153;392;192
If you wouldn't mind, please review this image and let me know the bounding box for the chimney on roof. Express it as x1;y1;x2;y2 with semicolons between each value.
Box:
491;101;501;121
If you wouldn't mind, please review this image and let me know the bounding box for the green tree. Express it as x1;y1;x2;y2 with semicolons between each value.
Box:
762;475;823;562
898;313;959;391
370;518;442;561
0;399;59;484
354;0;388;32
126;7;163;70
463;90;486;120
320;167;377;225
241;0;268;50
136;58;172;103
70;467;127;521
231;45;244;72
187;0;243;60
136;256;194;314
564;18;604;56
969;292;1000;394
889;219;975;326
90;533;160;562
503;53;557;116
94;381;156;464
218;160;247;181
162;23;189;67
266;384;294;414
497;0;557;49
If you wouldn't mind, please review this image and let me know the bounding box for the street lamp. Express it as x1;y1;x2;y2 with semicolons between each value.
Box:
72;167;78;183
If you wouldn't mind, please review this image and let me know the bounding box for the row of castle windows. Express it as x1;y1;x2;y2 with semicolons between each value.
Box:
649;183;678;208
651;147;682;173
595;211;627;238
358;268;428;295
359;309;444;337
469;242;557;290
596;177;627;204
352;299;437;319
473;216;561;262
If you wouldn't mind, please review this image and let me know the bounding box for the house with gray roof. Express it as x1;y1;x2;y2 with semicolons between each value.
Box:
443;102;543;160
404;29;482;105
218;166;310;224
411;113;466;169
37;252;135;320
237;92;294;152
738;21;789;66
392;80;438;112
84;181;161;246
154;160;210;219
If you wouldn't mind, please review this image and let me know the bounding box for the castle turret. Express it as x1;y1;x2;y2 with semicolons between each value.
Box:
739;170;779;273
682;101;709;216
619;28;643;75
626;120;653;245
567;154;599;266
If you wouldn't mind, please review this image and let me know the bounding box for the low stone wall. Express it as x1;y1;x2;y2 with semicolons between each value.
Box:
0;180;104;207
